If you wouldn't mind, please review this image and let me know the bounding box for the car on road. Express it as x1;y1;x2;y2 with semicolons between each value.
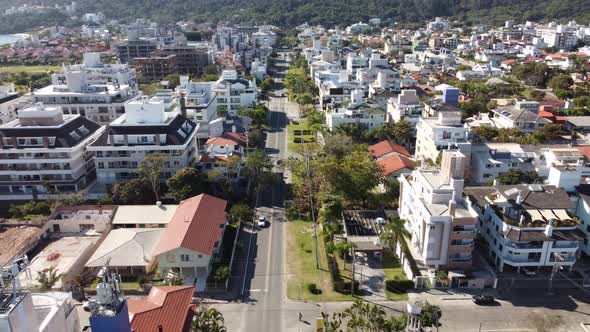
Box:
521;267;537;276
472;295;495;305
257;216;266;228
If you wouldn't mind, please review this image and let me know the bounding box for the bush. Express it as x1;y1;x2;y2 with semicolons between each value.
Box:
385;279;414;293
334;280;360;294
307;282;322;294
325;241;335;254
9;201;51;219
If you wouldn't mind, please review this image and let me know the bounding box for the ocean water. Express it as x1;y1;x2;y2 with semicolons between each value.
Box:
0;34;28;45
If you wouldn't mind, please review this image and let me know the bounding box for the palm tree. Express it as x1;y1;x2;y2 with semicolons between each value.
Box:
379;217;410;252
192;306;227;332
37;266;62;290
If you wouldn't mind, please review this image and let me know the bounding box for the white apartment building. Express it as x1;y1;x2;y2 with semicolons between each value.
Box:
398;150;477;269
470;143;536;185
427;17;450;31
536;22;578;50
576;184;590;255
0;83;28;125
491;105;551;133
415;112;469;161
30;69;133;125
212;70;257;115
466;184;582;272
346;52;369;76
386;89;422;124
88;95;197;185
326;91;386;131
179;77;218;138
51;53;138;93
0;103;103;199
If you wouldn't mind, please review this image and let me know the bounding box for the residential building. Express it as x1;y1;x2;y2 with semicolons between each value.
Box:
576;184;590;255
51;53;138;93
127;286;195;332
89;95;197;185
0;83;27;125
465;184;582;272
154;46;211;77
116;39;158;64
470;143;536;185
111;203;178;229
491;105;551;133
212;70;257;115
326;91;386;131
198;132;246;181
368;140;411;161
153;194;228;291
179;77;218;138
0;291;80;332
386;89;422;124
0;103;103;199
415;112;469;161
398;150;477;269
45;205;115;234
30;69;132;125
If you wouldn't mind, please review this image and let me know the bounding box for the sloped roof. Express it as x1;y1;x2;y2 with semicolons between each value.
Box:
128;285;194;332
377;154;415;176
368;140;411;158
206;132;246;146
85;228;164;268
154;194;227;256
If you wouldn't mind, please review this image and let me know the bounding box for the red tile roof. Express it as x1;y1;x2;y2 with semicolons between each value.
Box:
577;146;590;159
368;140;411;158
206;132;246;147
377;154;415;176
154;194;227;256
538;110;555;118
128;285;194;332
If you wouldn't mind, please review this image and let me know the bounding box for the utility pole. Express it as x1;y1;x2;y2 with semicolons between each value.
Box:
304;145;319;269
548;253;563;295
351;246;355;296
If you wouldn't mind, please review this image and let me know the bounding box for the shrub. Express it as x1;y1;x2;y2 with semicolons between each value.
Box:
307;282;322;294
385;279;414;293
325;241;335;254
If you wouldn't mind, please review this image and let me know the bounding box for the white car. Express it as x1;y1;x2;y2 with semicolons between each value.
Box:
257;216;266;228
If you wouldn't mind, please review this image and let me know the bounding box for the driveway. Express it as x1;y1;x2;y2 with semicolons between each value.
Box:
354;252;387;300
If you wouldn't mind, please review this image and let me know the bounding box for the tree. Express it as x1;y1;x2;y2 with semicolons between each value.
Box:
192;306;227;332
213;265;229;284
306;109;324;133
112;178;154;204
471;126;499;141
259;77;275;95
420;302;442;327
162;73;181;88
496;169;542;185
379;217;410;252
166;168;205;201
203;64;218;76
540;123;567;141
9;201;51;219
529;90;546;101
244;149;274;194
37;267;62;290
548;74;573;93
228;203;253;225
239;103;268;127
139;152;167;201
323;298;408;332
390;119;414;145
339;150;382;203
323;133;354;159
296;92;314;116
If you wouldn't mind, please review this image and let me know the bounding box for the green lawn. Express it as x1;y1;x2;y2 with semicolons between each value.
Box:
287;120;315;152
0;65;61;73
382;249;409;301
88;278;143;291
286;220;352;301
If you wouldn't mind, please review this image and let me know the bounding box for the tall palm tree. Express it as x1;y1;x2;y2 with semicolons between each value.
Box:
379;217;410;252
192;306;226;332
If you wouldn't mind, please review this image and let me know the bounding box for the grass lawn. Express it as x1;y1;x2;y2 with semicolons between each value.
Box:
382;249;409;301
287;120;315;153
87;278;143;291
286;220;353;301
0;65;61;73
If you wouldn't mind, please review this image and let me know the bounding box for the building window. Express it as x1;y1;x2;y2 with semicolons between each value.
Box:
180;254;190;262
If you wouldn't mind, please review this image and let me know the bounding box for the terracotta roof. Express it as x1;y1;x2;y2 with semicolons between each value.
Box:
128;285;194;332
154;194;227;256
538;110;554;118
577;146;590;159
377;154;415;176
368;140;411;158
206;132;246;146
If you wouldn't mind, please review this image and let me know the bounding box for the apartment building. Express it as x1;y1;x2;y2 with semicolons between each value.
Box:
0;103;103;199
134;54;177;83
415;112;469;161
30;69;133;125
398;150;477;269
491;105;551;133
116;39;158;64
465;184;582;272
325;90;386;131
155;46;211;77
386;89;422;124
212;70;257;115
179;77;218;139
51;53;138;93
470;143;536;185
88;95;197;185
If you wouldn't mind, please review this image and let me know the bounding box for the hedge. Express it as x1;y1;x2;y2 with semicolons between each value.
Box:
385;279;414;293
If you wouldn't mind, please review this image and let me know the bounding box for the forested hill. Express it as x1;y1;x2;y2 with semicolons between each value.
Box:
1;0;590;32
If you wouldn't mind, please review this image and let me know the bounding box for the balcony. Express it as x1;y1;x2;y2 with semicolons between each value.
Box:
503;255;541;265
504;241;543;250
552;241;579;249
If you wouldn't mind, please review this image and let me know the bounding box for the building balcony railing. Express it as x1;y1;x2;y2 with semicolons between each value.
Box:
503;255;541;264
504;241;543;250
551;242;579;249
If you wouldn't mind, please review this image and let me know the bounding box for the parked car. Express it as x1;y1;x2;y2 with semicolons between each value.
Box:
472;295;495;305
257;216;266;228
521;267;537;277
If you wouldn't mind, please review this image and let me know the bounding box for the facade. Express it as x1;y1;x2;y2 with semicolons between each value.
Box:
491;105;551;133
398;150;477;269
0;291;80;332
115;39;158;64
134;54;177;83
466;184;583;272
212;70;257;115
153;194;228;291
470;143;536;185
45;205;115;234
386;89;422;124
0;84;27;125
31;69;132;125
199;132;246;181
179;77;218;138
0;103;103;199
415;112;469;161
326;91;386;131
155;46;210;77
88;95;197;185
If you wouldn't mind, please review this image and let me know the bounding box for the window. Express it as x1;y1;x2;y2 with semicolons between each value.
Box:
180;254;190;262
429;225;435;230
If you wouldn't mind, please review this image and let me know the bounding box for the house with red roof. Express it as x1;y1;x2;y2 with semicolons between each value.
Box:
127;285;195;332
368;140;411;160
198;131;247;181
153;194;228;291
368;140;415;178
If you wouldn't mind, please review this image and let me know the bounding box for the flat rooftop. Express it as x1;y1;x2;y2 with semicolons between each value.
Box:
33;83;130;97
112;204;178;225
